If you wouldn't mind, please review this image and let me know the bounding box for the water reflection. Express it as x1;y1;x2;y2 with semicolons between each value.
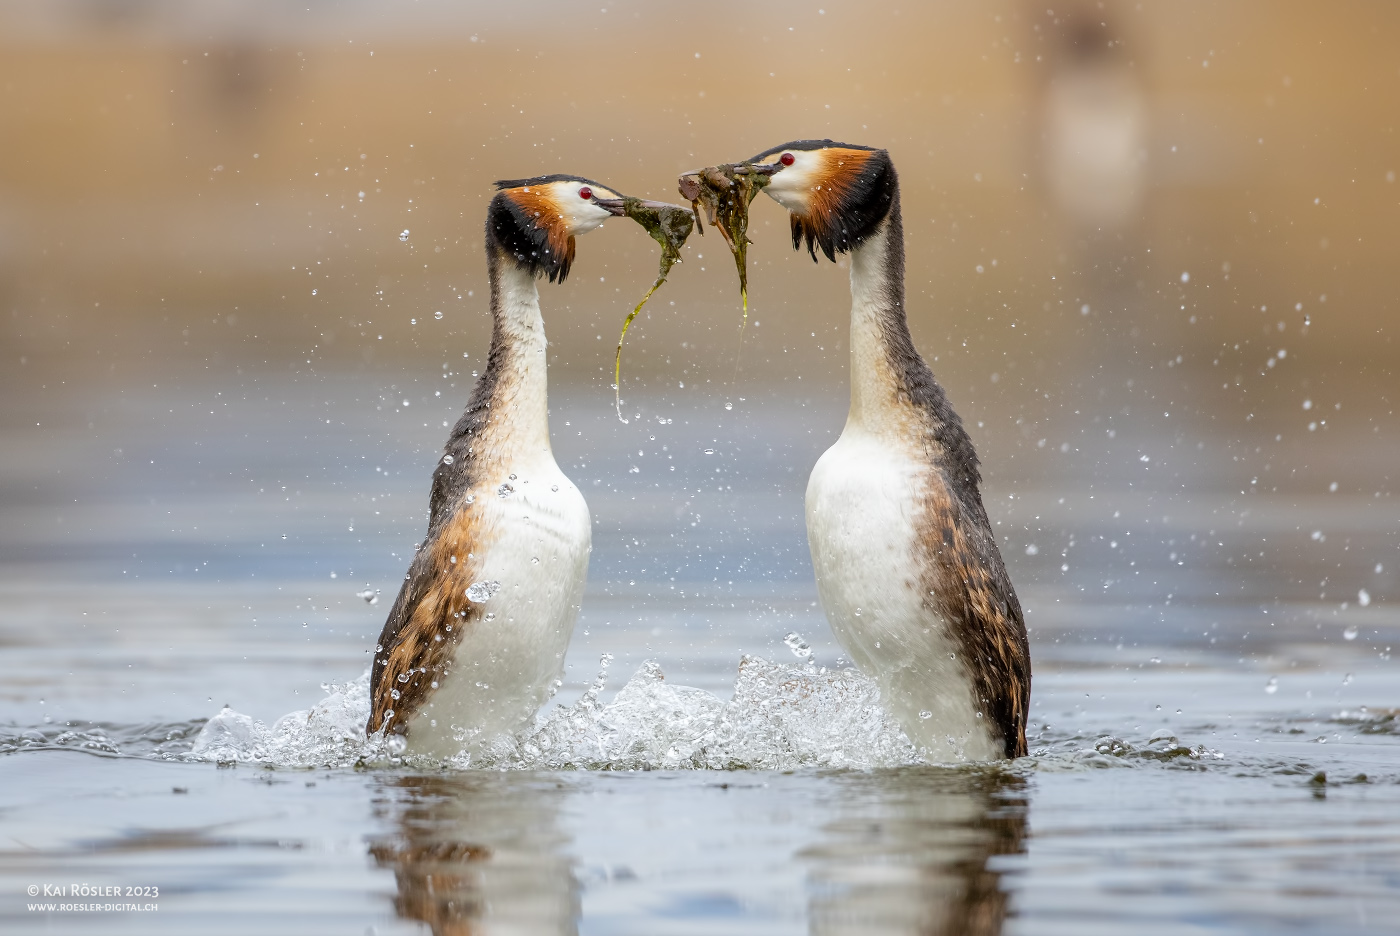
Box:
804;768;1027;936
369;773;578;936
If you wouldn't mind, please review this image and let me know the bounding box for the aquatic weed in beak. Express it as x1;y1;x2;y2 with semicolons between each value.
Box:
611;197;695;422
677;164;771;325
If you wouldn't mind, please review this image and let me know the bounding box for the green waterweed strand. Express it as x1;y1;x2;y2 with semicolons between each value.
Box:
679;164;770;388
612;197;695;423
678;163;770;326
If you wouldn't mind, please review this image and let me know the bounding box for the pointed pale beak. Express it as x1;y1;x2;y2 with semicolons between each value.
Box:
738;162;784;177
590;196;694;218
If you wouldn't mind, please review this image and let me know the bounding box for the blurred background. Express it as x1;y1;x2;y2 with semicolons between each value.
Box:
1;0;1397;723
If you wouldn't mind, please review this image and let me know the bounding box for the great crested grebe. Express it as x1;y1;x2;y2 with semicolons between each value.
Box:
368;174;650;758
736;140;1031;760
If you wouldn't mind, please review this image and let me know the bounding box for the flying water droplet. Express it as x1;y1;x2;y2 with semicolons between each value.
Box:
466;580;501;603
497;483;514;498
434;310;443;320
1343;625;1359;641
386;734;407;754
399;229;410;242
1357;589;1371;607
919;710;932;720
390;689;400;700
358;589;381;606
442;454;454;465
783;632;813;661
724;401;733;411
1264;676;1279;694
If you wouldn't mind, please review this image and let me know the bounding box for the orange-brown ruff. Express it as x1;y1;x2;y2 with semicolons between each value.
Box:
747;140;1031;758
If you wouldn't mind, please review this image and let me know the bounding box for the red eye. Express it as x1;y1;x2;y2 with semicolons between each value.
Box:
780;152;795;166
578;186;592;199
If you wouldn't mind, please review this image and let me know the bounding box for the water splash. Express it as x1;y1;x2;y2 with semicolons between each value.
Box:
189;675;380;767
178;656;922;771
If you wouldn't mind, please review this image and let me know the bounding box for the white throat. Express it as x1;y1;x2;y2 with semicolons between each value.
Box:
844;216;903;435
490;261;553;459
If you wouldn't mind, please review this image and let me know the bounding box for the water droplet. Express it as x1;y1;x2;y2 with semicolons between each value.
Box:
431;681;439;689
434;310;443;320
442;454;454;465
919;710;933;720
397;673;409;683
484;612;496;622
360;590;381;606
466;580;501;603
1265;676;1279;694
497;483;514;498
1155;704;1162;711
465;494;475;504
854;608;862;617
1025;544;1038;556
386;734;407;754
1358;589;1371;607
551;484;559;492
390;689;401;700
724;401;733;411
703;448;715;455
783;632;813;661
531;557;540;565
509;473;518;481
1344;625;1359;641
399;229;410;242
1342;673;1353;686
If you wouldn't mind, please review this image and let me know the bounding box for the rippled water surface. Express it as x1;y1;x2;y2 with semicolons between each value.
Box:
2;377;1398;935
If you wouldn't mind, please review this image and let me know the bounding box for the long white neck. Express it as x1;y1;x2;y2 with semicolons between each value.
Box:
486;255;553;460
845;202;909;435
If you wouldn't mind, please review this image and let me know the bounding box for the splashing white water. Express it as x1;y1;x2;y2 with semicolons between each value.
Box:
188;655;923;771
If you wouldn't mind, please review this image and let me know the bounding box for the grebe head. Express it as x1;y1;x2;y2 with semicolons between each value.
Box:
746;140;897;262
488;175;623;282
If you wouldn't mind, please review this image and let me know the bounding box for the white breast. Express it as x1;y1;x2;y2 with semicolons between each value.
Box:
406;454;590;759
806;428;1002;762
